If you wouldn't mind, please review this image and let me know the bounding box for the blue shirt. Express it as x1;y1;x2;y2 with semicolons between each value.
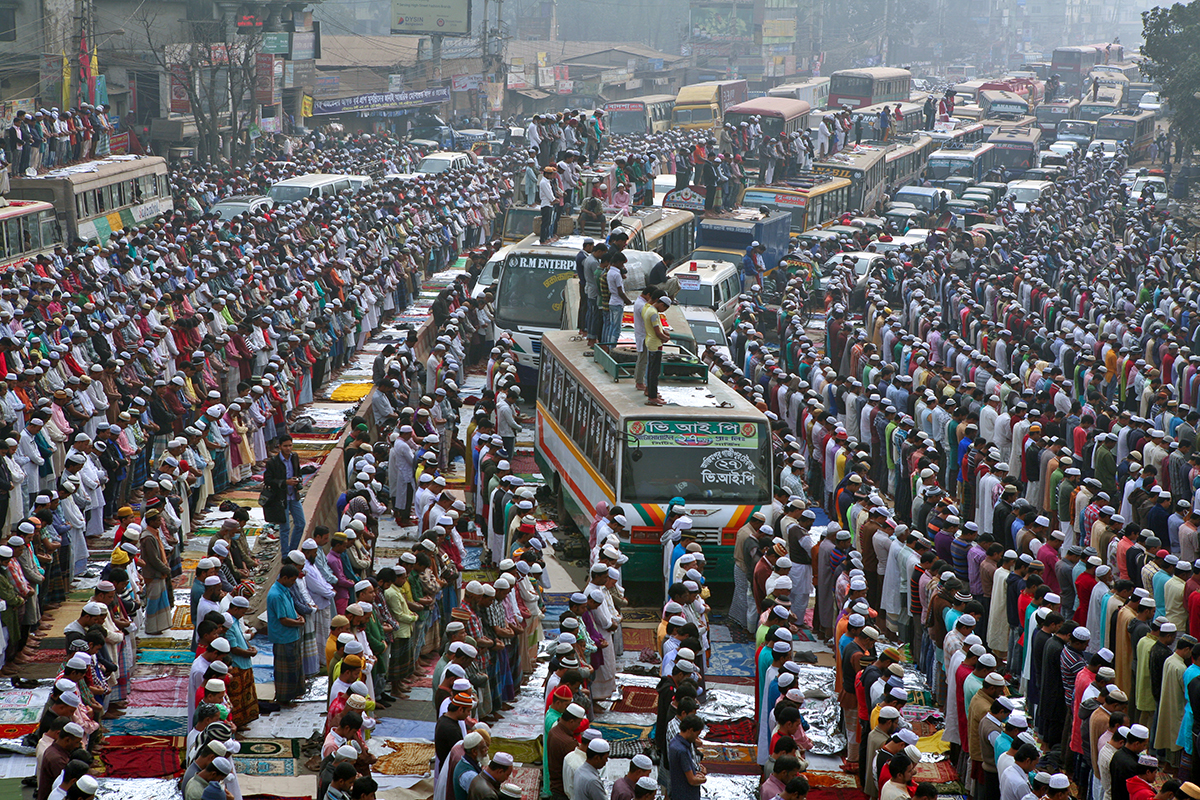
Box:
225;614;253;670
667;734;701;800
267;581;301;644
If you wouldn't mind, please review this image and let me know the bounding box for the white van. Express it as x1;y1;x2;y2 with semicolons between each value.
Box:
667;259;741;333
268;174;354;204
1005;179;1055;212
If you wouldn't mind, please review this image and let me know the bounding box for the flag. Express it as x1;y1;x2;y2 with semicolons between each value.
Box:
89;47;98;104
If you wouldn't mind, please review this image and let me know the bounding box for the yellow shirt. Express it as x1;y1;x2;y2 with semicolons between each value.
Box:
643;304;666;351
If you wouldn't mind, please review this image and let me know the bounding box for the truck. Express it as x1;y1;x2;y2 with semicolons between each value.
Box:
689;208;792;285
672;80;749;133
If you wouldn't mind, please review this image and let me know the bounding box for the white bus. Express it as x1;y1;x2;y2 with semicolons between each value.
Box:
536;329;772;585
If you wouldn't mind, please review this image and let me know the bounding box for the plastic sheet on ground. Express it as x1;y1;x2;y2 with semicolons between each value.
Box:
700;689;759;724
701;773;759;800
95;778;179;800
791;664;846;755
241;701;325;739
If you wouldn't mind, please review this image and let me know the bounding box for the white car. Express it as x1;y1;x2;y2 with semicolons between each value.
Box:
210;195;274;220
1139;92;1163;113
390;151;474;179
682;307;732;362
1131;176;1168;204
819;251;884;291
1048;141;1079;158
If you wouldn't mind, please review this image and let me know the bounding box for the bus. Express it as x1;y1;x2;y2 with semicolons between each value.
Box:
988;127;1042;178
925;142;998;184
724;98;812;156
0;201;63;268
603;95;677;136
1036;99;1080;139
884;134;935;187
1079;93;1123;121
979;90;1031;119
6;155;171;245
1096;110;1157;161
1086;70;1129;105
739;173;854;232
1052;45;1101;98
851;99;927;139
493;210;694;383
767;78;830;110
951;80;990;104
812;144;889;213
929;120;988;146
828;67;911;108
535;329;772;586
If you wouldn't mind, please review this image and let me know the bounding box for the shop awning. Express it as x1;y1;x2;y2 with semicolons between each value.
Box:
515;89;551;100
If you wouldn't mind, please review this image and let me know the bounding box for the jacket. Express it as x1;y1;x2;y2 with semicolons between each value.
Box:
262;451;301;524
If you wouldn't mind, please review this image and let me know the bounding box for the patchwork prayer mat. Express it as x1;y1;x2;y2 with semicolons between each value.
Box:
373;741;437;776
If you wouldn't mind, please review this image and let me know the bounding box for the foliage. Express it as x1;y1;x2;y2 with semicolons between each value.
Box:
1141;2;1200;146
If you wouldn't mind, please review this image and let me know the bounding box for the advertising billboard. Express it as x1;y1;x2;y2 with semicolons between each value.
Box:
689;3;754;43
391;0;471;36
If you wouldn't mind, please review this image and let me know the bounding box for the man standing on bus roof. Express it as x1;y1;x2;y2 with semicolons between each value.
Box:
643;295;671;407
742;242;766;291
603;252;631;346
538;166;557;245
575;239;595;338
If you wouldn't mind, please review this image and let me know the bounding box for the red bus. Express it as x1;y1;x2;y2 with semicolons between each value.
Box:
1052;46;1100;99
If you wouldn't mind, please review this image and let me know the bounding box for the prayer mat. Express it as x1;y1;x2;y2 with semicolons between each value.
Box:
133;664;192;679
508;766;541;798
933;781;967;794
510;453;537;475
239;740;302;758
488;737;541;765
330;383;374;403
701;760;760;775
619;627;657;651
914;758;958;784
374;741;437;776
609;686;659;714
105;716;188;736
805;772;861;789
708;642;755;676
233;757;300;777
619;608;664;623
590;722;654;744
704;675;755;686
0;724;36;740
137;637;191;650
22;648;68;664
917;730;950;755
129;676;191;709
0;689;42;708
698;742;757;765
808;789;867;800
171;606;192;630
703;720;755;743
100;745;181;778
136;650;194;665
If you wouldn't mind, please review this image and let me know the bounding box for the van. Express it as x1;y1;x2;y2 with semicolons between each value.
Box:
891;186;948;213
1005;179;1055;211
268;174;354;204
667;259;741;332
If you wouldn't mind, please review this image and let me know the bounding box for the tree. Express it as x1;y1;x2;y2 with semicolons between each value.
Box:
133;9;263;163
1141;1;1200;147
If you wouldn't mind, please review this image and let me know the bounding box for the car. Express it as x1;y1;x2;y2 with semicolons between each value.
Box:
1047;141;1079;158
882;205;928;232
960;188;996;205
944;198;984;215
681;307;731;361
941;176;976;198
1021;167;1062;182
1139;92;1163;113
472;246;511;298
867;233;926;254
793;228;841;252
210;195;274;220
824;224;861;240
1088;140;1121;158
819;251;885;291
1005;179;1055;211
849;216;887;234
413;151;473;175
1131;175;1168;204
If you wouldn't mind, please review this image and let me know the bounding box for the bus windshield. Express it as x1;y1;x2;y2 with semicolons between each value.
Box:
993;146;1035;171
927;156;975;179
1096;120;1138;141
1058;121;1094;137
675;108;713;124
606;109;647;135
502;208;540;240
495;255;576;328
621;420;771;502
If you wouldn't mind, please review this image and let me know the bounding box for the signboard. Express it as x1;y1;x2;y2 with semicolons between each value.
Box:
290;59;316;90
451;73;482;91
311;87;450;115
290;31;316;61
677;274;701;292
255;53;279;105
537;67;553;87
690;3;755;43
506;72;530;90
662;186;706;211
649;58;664;71
388;74;405;93
556;80;573;94
169;66;191;113
314;74;340;98
762;19;796;38
301;95;313;117
627;420;759;449
262;32;290;54
390;0;471;36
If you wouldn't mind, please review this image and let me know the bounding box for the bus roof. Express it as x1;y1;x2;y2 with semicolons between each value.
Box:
748;171;852;192
988;127;1041;143
0;200;54;217
832;67;912;79
1054;45;1099;54
541;329;765;420
1097;110;1155;121
930;142;995;157
603;94;676;108
23;155;166;185
725;97;811;118
768;78;829;92
815;144;888;170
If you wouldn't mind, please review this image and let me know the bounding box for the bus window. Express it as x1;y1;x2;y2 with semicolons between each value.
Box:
3;220;19;258
39;211;58;249
21;214;37;253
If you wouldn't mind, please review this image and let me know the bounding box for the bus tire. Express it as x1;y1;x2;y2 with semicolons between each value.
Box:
553;475;568;527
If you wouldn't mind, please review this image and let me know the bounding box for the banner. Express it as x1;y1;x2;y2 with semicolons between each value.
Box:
301;94;313;117
451;73;482;91
689;3;754;43
627;419;759;449
169;66;191;114
61;51;70;109
311;87;450;115
108;132;129;154
255;53;277;105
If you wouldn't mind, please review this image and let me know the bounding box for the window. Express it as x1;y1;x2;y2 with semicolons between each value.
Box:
0;9;16;41
21;213;38;253
39;211;59;251
3;220;19;258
